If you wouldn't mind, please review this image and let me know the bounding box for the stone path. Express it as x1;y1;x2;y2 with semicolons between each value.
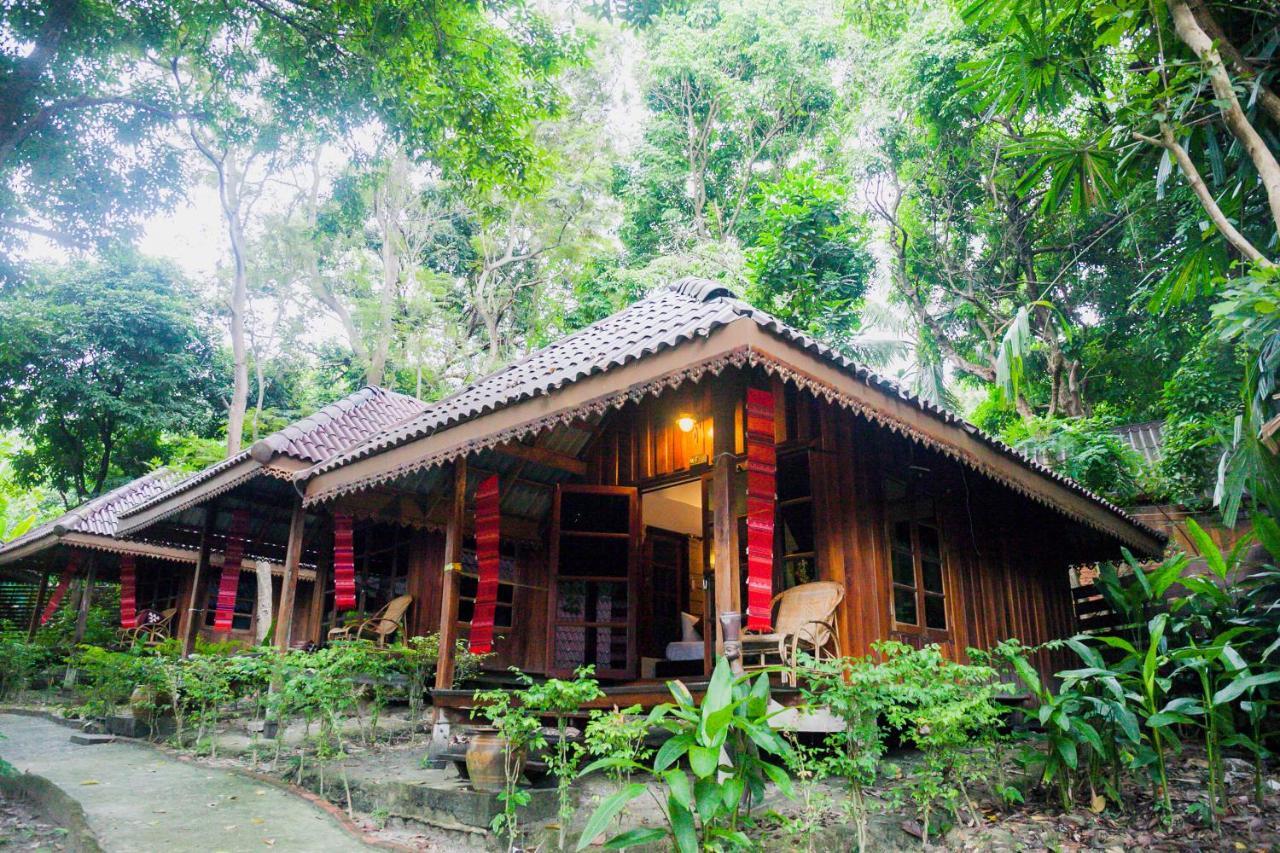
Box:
0;713;370;853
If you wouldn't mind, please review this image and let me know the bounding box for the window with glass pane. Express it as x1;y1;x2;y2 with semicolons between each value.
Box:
885;492;947;632
776;451;815;591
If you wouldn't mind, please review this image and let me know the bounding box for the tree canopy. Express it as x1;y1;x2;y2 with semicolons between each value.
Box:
2;0;1277;522
0;253;221;504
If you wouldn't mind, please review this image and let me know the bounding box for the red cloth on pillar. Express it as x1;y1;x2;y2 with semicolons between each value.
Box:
119;553;138;629
39;553;80;627
745;387;776;632
469;474;500;654
333;512;356;612
213;509;250;632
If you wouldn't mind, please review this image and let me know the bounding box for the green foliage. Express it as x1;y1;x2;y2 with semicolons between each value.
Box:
618;0;842;262
1212;267;1280;523
584;704;653;787
0;253;223;503
797;652;894;850
517;667;603;851
745;167;873;350
0;0;579;269
1016;413;1148;504
577;658;794;852
1006;525;1280;826
0;630;52;700
472;670;554;850
875;642;1008;844
1157;335;1243;506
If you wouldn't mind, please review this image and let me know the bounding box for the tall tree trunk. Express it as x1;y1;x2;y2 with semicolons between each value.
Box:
369;181;400;388
208;149;250;457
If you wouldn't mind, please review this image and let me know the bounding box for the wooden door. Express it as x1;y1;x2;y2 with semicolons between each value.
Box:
546;485;639;679
640;526;689;659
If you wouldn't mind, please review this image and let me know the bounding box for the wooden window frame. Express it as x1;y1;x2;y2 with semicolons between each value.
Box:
886;491;951;640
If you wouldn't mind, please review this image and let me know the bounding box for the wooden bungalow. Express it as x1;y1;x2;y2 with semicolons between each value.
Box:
255;278;1163;708
0;470;192;641
0;387;428;651
8;279;1165;716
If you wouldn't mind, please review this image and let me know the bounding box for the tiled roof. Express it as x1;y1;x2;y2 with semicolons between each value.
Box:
251;386;427;463
0;469;185;555
117;386;428;523
300;279;1164;546
306;279;746;476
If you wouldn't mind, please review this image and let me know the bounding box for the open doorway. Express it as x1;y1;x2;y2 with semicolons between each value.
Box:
640;479;707;678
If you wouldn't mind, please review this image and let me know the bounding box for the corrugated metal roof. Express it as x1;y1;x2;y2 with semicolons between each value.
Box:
0;468;185;557
1115;421;1164;465
301;278;1163;546
120;386;428;522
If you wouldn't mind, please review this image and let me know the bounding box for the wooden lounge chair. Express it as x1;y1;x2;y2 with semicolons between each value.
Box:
740;581;844;684
327;594;413;647
123;607;177;647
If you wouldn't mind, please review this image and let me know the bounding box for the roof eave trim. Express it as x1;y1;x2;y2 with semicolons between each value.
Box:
115;457;266;536
0;532;59;564
297;320;1160;555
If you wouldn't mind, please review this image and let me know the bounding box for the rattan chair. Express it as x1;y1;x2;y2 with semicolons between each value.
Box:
326;594;413;647
740;581;844;684
123;607;177;647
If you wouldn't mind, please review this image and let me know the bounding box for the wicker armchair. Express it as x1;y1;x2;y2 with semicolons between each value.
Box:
326;594;413;647
740;581;844;684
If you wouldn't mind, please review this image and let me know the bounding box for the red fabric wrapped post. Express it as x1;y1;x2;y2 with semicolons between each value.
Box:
469;474;501;654
745;387;777;632
333;512;357;612
119;553;138;629
213;509;250;632
39;553;80;626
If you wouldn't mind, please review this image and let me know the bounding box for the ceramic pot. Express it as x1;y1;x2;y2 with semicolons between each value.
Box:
128;685;155;718
466;729;524;794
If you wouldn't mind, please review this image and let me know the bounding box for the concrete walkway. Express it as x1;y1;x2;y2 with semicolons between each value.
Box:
0;713;370;852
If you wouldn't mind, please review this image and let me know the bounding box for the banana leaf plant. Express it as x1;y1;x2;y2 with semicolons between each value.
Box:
575;658;794;851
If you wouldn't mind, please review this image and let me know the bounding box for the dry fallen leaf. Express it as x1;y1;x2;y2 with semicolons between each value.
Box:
1090;794;1106;814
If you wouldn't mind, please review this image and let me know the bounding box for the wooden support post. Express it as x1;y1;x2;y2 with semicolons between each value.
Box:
71;557;96;645
64;556;96;688
711;371;744;673
434;459;468;691
25;570;49;641
309;515;333;645
180;509;215;657
273;501;307;652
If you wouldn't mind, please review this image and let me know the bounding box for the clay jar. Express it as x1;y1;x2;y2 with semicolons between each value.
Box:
465;728;525;793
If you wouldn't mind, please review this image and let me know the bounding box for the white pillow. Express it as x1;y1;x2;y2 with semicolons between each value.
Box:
680;612;702;642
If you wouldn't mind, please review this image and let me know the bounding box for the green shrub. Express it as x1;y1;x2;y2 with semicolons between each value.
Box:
577;659;794;852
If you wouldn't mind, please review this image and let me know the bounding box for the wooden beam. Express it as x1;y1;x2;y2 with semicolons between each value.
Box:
492;442;587;476
180;509;215;656
434;459;467;691
64;556;97;688
273;501;307;652
309;515;333;645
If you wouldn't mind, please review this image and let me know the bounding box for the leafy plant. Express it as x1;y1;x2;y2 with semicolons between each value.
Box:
797;651;894;850
519;667;603;851
473;671;551;851
576;659;794;852
876;641;1008;845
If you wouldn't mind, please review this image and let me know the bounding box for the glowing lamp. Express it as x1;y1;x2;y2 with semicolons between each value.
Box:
676;414;697;433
